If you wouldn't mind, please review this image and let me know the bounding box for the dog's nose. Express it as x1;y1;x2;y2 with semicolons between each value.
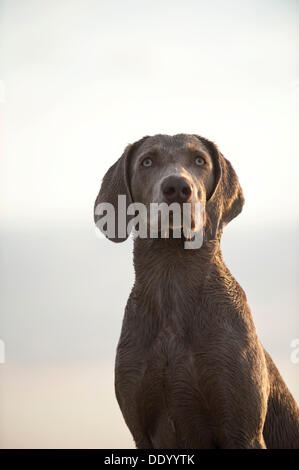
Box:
161;176;192;204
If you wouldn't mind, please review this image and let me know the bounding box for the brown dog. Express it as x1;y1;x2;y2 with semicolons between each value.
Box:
94;134;299;449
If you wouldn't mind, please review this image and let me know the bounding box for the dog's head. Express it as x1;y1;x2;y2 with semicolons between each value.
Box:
94;134;244;243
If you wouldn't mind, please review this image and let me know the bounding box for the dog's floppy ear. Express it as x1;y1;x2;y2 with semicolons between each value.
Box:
194;135;245;240
94;137;148;242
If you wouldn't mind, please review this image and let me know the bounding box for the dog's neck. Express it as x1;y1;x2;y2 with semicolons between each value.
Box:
133;236;223;289
131;235;246;335
130;236;232;333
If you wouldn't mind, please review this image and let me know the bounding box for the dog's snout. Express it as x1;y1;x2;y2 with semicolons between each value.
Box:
161;176;192;203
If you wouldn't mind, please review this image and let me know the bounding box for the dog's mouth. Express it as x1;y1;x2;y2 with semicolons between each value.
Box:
166;212;196;230
144;201;204;238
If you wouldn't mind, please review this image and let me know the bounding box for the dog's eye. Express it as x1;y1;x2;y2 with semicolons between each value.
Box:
195;156;205;166
142;158;153;168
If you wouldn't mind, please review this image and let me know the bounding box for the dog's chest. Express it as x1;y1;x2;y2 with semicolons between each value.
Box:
116;280;205;398
115;277;217;446
115;315;209;446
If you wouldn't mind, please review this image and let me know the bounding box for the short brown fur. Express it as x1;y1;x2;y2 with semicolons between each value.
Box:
94;134;299;449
